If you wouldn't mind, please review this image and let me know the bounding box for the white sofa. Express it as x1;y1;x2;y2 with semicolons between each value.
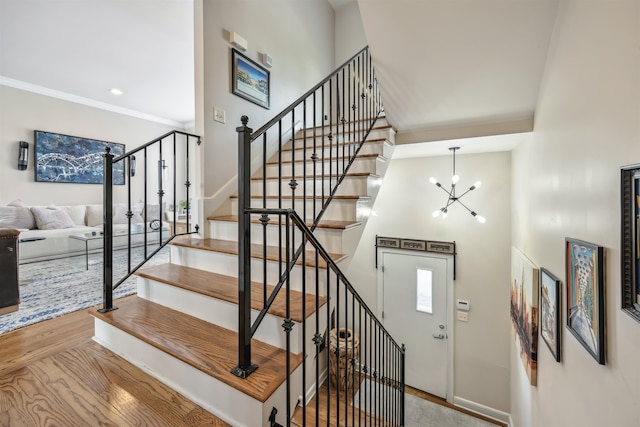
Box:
0;200;169;263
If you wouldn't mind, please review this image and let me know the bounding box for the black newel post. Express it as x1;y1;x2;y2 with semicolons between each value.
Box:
99;147;116;313
232;115;258;378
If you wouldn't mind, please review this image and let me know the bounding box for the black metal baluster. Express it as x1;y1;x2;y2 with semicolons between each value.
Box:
303;100;307;223
302;230;308;426
284;214;292;424
336;270;341;424
326;265;332;427
278;121;283;285
262;132;268;306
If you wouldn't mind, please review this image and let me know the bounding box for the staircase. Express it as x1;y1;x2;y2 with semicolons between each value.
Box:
91;47;404;426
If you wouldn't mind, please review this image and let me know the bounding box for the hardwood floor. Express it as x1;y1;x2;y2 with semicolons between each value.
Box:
1;300;506;427
0;297;229;427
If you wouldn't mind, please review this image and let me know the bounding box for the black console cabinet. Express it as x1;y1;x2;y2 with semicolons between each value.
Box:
0;229;20;315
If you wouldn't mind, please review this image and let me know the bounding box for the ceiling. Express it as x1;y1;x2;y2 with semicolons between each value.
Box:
0;0;558;155
357;0;559;156
0;0;194;128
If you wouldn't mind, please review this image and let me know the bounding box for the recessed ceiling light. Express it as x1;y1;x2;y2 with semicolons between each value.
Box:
109;88;123;95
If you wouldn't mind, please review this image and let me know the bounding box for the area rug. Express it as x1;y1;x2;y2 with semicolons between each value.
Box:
354;379;497;427
0;247;169;334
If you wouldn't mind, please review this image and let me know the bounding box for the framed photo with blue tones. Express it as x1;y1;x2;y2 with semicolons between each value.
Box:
565;237;605;365
540;267;561;362
34;131;125;185
231;48;270;109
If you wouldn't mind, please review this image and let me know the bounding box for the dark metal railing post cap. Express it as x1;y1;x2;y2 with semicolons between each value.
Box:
237;115;252;133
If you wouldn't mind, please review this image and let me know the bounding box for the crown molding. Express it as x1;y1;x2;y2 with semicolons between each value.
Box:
0;76;188;129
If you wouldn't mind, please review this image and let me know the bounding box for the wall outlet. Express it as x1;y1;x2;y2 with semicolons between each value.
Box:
214;107;226;123
457;311;469;322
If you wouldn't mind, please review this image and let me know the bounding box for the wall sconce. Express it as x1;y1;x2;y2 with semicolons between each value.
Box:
129;155;136;177
18;141;29;170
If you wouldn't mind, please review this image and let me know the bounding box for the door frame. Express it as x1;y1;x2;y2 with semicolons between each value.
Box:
376;247;455;402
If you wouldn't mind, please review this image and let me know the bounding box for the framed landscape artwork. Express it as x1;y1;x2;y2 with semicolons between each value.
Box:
34;131;125;185
565;238;605;365
231;48;270;109
540;267;561;362
510;247;539;386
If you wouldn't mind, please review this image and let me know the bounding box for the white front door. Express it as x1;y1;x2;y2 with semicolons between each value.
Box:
379;251;451;398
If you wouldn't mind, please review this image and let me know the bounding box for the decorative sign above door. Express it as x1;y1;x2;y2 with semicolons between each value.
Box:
375;235;457;278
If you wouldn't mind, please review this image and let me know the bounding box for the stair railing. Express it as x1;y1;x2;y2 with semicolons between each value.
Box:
253;208;405;427
100;130;201;313
235;46;383;377
237;46;404;425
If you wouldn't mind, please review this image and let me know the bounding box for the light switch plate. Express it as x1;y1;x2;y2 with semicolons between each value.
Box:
214;107;226;123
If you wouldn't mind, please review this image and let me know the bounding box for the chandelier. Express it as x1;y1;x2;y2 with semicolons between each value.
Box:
430;146;485;223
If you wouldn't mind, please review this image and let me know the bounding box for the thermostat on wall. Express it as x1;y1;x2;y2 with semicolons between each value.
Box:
457;299;470;311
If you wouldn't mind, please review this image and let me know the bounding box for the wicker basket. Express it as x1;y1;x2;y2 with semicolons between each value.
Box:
329;328;360;390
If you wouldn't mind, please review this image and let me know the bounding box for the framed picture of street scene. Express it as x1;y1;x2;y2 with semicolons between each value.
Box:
540;267;561;362
34;131;125;185
231;48;270;109
510;247;539;386
565;238;605;365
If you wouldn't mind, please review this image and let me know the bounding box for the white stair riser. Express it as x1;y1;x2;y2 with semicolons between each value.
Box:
280;140;386;162
262;155;384;177
250;174;378;197
230;197;367;222
137;277;331;354
209;219;354;254
93;319;263;427
169;244;331;294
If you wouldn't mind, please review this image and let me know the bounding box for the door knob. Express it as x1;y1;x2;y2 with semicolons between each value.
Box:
432;333;446;339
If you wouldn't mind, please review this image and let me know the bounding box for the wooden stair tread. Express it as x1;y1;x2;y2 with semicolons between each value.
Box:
229;194;369;200
207;215;360;231
288;136;388;147
135;263;327;322
90;297;302;403
252;172;379;180
170;237;348;267
298;118;390;131
265;152;386;165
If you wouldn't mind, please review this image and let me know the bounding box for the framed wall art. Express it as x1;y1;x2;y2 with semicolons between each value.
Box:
565;238;605;365
510;247;539;386
34;131;125;185
540;267;561;362
231;48;270;109
620;165;640;322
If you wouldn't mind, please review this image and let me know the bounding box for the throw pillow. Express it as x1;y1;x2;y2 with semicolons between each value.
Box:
7;199;26;208
144;203;167;222
47;204;86;226
31;206;76;230
113;203;144;224
86;204;103;227
0;205;36;230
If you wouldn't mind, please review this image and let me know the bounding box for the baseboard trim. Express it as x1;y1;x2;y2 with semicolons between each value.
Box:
453;396;511;425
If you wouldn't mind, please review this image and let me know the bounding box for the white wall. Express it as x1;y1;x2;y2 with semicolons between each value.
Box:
200;0;335;204
334;1;367;65
348;150;512;413
0;85;177;206
510;2;640;426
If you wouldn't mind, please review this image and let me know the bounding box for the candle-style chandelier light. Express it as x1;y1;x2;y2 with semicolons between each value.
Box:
430;146;485;223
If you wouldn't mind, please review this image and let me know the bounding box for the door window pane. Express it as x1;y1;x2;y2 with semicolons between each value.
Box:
417;268;433;314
